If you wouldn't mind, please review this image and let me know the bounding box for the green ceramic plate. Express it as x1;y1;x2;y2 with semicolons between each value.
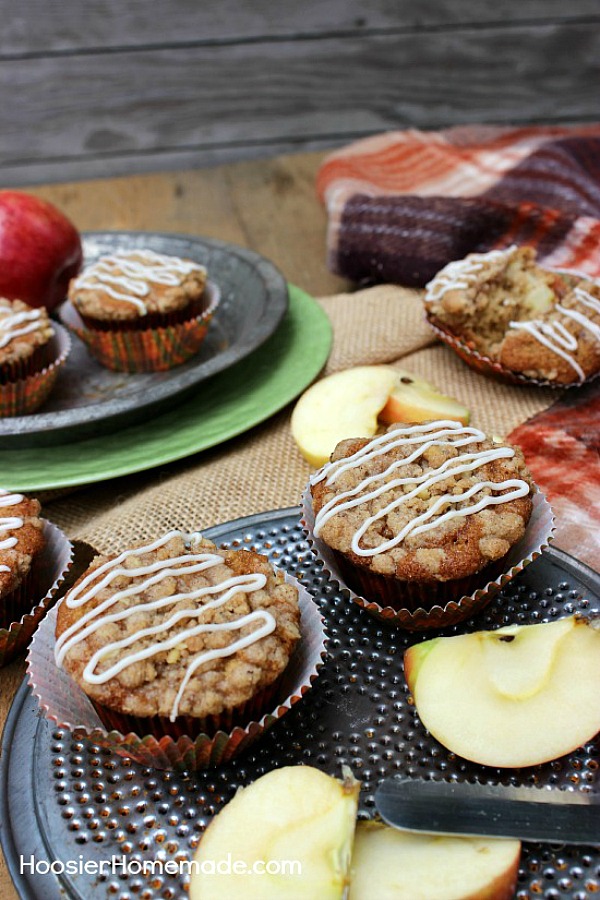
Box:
0;286;331;491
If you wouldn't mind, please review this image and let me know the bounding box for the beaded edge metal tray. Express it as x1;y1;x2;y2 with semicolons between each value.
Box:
1;507;599;900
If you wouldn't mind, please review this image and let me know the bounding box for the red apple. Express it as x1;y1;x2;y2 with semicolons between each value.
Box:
0;191;83;311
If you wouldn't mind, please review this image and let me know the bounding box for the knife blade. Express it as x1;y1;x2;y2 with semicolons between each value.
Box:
374;778;600;845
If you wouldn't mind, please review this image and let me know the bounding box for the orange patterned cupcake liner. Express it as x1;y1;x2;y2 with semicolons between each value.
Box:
58;281;220;372
0;521;73;667
301;484;555;631
0;323;71;416
27;570;328;771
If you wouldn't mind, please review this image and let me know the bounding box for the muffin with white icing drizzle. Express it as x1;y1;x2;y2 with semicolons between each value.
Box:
68;248;208;329
307;420;535;614
63;248;218;372
0;298;54;381
424;246;600;385
0;297;71;415
54;531;301;736
0;488;46;627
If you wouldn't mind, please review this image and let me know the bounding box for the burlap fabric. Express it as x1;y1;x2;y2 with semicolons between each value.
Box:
45;285;562;558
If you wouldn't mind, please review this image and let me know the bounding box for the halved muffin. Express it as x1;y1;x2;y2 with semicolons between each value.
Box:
425;246;600;384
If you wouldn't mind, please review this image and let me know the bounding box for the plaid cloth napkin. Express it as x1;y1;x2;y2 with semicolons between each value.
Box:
317;123;600;286
508;383;600;569
317;123;600;572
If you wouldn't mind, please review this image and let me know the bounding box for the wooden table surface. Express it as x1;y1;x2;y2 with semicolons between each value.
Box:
0;149;349;899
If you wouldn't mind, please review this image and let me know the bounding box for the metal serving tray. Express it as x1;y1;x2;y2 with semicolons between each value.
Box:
1;507;598;900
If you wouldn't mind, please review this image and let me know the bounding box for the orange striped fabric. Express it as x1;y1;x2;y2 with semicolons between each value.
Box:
318;123;600;286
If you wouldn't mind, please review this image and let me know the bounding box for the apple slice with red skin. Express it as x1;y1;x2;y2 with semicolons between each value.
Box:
0;191;82;310
379;368;470;427
404;616;600;768
349;821;521;900
291;365;469;467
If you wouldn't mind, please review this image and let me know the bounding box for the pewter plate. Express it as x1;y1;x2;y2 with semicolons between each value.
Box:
1;508;599;900
0;287;331;491
0;232;288;448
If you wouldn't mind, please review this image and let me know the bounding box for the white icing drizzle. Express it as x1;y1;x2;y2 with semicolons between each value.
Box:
72;249;207;314
311;422;530;558
0;489;24;551
558;304;600;341
508;288;600;382
573;287;600;315
424;246;517;303
0;306;44;349
315;421;488;488
54;530;277;721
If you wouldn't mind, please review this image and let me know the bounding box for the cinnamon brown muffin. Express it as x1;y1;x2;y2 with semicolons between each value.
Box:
308;420;534;612
0;489;46;627
68;248;208;330
54;531;301;735
0;298;54;382
424;246;600;384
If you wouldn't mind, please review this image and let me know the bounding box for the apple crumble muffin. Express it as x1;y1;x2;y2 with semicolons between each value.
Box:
0;298;54;377
55;531;301;733
308;420;534;610
68;248;208;329
424;246;600;384
0;489;46;627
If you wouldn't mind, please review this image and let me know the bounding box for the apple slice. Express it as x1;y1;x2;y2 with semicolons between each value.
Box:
291;365;469;467
291;365;399;467
404;616;600;768
349;821;520;900
378;367;470;427
189;766;359;900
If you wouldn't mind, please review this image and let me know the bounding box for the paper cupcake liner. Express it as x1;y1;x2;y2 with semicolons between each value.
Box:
26;570;328;771
329;549;512;614
58;281;220;372
0;567;43;630
426;314;600;390
0;521;73;667
0;323;71;416
90;675;284;740
301;483;555;631
78;294;210;333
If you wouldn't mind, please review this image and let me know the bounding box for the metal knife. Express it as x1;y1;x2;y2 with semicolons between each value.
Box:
375;778;600;845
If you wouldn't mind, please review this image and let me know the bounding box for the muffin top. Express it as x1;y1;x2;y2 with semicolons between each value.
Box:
68;249;208;321
0;298;54;366
55;531;301;721
0;489;45;600
424;246;600;384
310;421;534;583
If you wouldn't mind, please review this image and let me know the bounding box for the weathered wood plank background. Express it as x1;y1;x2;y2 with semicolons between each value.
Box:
2;0;599;186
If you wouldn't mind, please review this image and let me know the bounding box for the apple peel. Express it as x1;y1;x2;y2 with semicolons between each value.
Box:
0;191;82;312
301;484;555;631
